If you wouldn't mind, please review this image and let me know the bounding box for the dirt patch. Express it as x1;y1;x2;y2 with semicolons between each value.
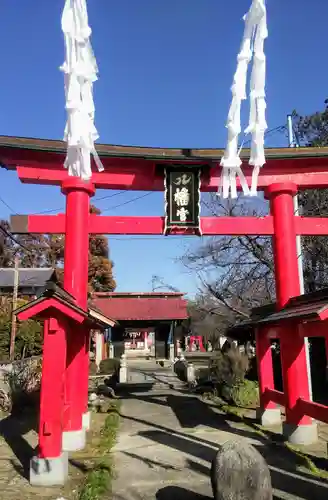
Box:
0;411;111;499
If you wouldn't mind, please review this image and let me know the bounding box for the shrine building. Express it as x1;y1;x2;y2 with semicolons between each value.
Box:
90;291;188;360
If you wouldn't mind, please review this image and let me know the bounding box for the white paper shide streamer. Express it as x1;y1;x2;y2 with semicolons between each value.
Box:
61;0;104;181
220;0;268;199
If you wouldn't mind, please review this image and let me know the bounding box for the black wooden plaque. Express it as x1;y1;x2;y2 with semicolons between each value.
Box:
164;167;201;232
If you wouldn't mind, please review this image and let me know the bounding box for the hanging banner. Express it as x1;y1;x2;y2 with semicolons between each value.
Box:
220;0;268;199
164;167;201;234
61;0;104;180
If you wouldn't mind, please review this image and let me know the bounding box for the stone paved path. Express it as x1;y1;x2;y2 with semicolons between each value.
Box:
112;361;328;500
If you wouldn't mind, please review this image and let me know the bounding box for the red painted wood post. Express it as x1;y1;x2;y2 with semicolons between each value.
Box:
61;178;95;446
255;328;276;410
38;317;66;458
266;183;316;443
255;326;282;426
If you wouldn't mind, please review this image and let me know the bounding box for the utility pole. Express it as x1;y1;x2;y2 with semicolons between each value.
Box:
287;114;313;401
10;255;19;361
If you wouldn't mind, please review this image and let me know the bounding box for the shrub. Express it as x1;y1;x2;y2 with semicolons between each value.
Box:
15;320;42;359
99;358;120;376
208;348;258;407
209;348;249;389
2;358;42;413
0;299;42;360
228;380;259;408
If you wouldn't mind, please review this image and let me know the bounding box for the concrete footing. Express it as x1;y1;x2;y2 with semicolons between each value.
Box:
30;452;68;486
62;428;86;452
256;407;282;427
82;410;91;431
283;422;318;445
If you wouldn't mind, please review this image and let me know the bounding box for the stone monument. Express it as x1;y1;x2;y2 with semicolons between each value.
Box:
211;440;272;500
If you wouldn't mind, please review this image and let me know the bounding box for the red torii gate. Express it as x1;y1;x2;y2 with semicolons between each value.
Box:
3;135;328;484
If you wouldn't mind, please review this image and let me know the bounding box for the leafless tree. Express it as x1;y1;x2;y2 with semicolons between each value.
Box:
183;194;274;332
151;275;180;293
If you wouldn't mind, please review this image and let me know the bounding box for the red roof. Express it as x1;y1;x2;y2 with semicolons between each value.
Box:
91;292;188;321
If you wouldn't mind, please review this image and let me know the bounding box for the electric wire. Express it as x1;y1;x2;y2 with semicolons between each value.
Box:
33;189;127;215
0;224;32;252
0;195;18;215
101;192;154;212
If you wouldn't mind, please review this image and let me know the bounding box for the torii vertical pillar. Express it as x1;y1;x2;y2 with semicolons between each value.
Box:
267;182;318;444
61;178;95;451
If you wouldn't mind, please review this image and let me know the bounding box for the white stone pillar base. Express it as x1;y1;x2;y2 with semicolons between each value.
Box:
256;407;282;427
283;422;318;446
62;428;86;452
30;452;68;486
82;410;91;431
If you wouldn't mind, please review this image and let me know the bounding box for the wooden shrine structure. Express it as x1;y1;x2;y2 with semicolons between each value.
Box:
91;291;188;360
228;288;328;442
3;135;328;483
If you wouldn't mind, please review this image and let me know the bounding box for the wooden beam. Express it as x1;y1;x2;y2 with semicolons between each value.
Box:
16;166;164;190
14;163;328;191
298;398;328;424
11;213;328;236
93;216;274;236
294;217;328;235
204;169;328;191
11;214;273;235
1;135;328;162
11;214;65;234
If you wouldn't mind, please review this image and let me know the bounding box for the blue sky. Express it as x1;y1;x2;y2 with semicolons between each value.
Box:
0;0;327;296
